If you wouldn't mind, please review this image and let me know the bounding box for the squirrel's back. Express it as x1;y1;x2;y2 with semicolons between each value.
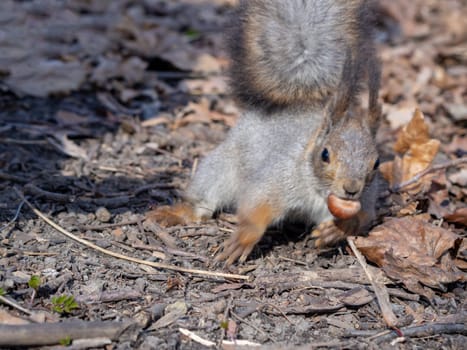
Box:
229;0;376;111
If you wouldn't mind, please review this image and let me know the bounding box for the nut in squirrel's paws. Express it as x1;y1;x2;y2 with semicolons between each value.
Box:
327;194;361;219
311;220;349;248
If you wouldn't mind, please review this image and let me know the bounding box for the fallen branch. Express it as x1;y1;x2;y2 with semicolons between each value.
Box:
347;237;399;328
369;322;467;344
392;156;467;192
15;188;248;281
0;320;134;347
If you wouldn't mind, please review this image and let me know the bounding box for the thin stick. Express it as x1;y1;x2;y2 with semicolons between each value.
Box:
179;328;216;347
0;295;32;315
230;310;277;343
392;156;467;192
14;188;249;281
347;237;398;328
369;322;467;343
0;200;25;233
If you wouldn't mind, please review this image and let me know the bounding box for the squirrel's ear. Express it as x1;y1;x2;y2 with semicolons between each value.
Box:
328;51;361;124
367;56;381;135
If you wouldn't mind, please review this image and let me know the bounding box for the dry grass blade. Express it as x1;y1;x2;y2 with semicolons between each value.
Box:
14;188;249;281
347;237;399;328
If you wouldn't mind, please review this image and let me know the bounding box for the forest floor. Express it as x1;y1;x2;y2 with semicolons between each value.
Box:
0;0;465;349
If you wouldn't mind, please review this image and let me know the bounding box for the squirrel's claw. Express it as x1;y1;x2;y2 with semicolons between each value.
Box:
216;228;262;266
312;216;362;248
216;233;256;266
312;220;350;248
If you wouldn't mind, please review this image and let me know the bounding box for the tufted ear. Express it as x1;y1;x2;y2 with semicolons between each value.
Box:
326;50;365;125
367;56;381;135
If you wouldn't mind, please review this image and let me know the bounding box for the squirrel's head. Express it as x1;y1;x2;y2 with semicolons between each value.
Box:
308;110;379;201
307;50;381;201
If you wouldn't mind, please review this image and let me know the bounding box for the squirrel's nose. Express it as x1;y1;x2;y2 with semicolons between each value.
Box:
343;180;362;197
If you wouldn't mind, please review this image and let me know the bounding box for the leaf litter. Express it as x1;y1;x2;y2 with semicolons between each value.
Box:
0;0;466;348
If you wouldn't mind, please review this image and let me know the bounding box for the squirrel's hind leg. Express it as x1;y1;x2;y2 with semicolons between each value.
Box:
146;144;239;227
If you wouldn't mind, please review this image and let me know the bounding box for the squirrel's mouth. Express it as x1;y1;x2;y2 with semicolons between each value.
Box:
327;194;361;219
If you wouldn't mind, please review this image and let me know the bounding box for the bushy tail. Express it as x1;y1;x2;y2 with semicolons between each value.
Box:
228;0;376;111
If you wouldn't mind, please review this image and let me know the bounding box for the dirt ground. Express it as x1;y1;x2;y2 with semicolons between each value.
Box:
0;0;465;349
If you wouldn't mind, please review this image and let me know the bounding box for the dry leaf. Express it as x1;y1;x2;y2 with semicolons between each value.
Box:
48;133;89;160
393;108;430;154
384;106;418;130
381;109;440;194
174;99;237;128
444;207;467;226
355;217;465;299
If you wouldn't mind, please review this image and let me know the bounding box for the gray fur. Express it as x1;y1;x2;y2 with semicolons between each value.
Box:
187;106;378;228
184;0;381;243
229;0;375;111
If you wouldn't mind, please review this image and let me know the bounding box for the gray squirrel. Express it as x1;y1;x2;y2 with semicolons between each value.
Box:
150;0;382;265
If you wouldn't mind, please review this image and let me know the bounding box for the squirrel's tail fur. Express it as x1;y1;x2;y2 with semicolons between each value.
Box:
229;0;377;111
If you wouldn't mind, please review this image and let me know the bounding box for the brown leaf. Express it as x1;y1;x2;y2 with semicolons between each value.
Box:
338;287;374;307
355;217;465;299
382;109;440;194
393;108;430;154
399;139;441;192
444;207;467;226
174;99;237;128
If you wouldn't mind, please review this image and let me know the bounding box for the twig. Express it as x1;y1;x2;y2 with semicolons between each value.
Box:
179;328;216;347
347;237;398;328
132;243;209;263
0;200;25;233
75;290;142;304
24;183;134;208
24;184;72;203
0;320;134;346
14;188;248;281
369;322;467;343
392;156;467;192
258;301;294;325
79;220;139;231
0;172;29;183
278;255;308;266
0;295;32;316
230;310;277;343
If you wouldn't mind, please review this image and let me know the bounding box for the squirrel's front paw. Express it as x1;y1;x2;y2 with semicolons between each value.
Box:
216;224;266;266
312;218;359;248
146;203;198;227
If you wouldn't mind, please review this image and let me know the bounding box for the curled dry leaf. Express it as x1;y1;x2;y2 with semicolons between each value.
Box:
393;108;430;153
355;217;465;300
380;108;440;193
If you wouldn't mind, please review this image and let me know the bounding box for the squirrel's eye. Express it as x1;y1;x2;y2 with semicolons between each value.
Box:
321;148;330;163
373;158;380;170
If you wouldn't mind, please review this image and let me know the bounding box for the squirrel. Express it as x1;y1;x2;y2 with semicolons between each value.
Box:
148;0;382;265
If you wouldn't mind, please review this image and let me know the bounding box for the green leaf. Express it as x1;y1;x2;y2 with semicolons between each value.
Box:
59;336;72;346
28;275;41;290
51;294;79;314
185;28;200;40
